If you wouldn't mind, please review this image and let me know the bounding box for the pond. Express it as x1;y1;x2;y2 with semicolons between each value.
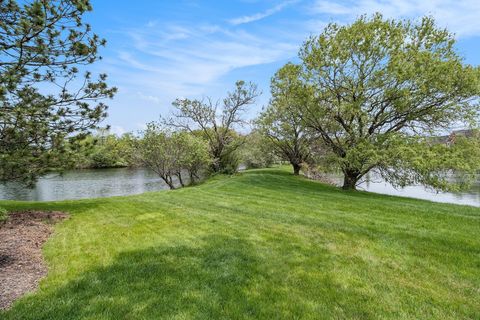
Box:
0;168;182;202
359;179;480;207
328;172;480;207
0;167;479;207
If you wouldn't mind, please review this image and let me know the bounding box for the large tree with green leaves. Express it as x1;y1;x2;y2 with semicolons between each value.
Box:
167;81;260;173
0;0;116;185
257;63;311;175
295;14;480;190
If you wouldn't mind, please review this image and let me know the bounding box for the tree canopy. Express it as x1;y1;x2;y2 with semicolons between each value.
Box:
257;63;311;175
0;0;116;185
167;81;260;173
293;14;480;190
132;123;210;189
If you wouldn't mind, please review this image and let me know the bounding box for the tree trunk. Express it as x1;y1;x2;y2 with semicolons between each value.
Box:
189;171;195;184
342;170;360;190
211;158;221;173
161;175;175;190
176;172;185;187
210;147;223;173
292;162;301;175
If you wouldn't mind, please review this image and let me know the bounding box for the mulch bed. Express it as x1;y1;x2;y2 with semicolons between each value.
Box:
0;210;68;310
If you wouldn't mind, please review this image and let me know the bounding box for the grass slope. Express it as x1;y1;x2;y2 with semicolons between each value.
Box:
1;167;479;319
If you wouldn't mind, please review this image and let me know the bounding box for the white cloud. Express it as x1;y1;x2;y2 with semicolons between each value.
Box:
229;0;299;25
313;0;480;37
109;125;126;136
137;92;161;104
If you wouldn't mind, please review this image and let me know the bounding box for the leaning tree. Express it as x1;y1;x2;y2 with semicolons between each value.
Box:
0;0;116;185
296;14;480;190
166;81;260;173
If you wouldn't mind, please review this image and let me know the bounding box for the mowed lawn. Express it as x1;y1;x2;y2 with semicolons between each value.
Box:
1;167;479;319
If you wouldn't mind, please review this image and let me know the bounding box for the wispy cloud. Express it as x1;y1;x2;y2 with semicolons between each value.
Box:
229;0;299;25
94;1;480;133
313;0;480;37
109;23;297;101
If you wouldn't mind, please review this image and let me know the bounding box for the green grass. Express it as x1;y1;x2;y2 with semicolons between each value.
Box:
1;167;479;319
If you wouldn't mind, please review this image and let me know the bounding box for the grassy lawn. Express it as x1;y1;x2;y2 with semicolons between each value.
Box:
1;167;479;319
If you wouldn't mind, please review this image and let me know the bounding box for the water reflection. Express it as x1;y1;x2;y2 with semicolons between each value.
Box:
0;168;181;201
327;172;480;207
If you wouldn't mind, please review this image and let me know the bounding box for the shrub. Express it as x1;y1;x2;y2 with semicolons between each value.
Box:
0;207;8;223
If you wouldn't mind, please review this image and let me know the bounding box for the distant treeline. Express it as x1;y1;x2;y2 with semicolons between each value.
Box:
70;131;136;169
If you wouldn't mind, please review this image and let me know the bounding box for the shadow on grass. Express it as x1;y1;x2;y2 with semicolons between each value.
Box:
4;234;376;320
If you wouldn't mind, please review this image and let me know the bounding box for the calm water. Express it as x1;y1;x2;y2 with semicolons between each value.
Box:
0;168;181;202
328;173;480;207
0;167;479;207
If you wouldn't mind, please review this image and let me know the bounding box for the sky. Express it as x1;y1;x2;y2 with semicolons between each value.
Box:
84;0;480;135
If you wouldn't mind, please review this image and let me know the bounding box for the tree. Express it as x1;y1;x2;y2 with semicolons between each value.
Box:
239;130;277;169
174;132;210;184
132;123;210;189
295;14;480;190
86;132;135;169
66;131;136;169
257;63;311;175
167;81;260;173
132;123;178;189
0;0;116;185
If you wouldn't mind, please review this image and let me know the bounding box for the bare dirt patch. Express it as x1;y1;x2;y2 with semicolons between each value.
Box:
0;210;68;310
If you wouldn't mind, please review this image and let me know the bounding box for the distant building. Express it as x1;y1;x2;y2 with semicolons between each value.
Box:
434;129;478;145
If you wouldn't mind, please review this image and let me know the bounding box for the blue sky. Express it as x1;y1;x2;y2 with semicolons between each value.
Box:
84;0;480;135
